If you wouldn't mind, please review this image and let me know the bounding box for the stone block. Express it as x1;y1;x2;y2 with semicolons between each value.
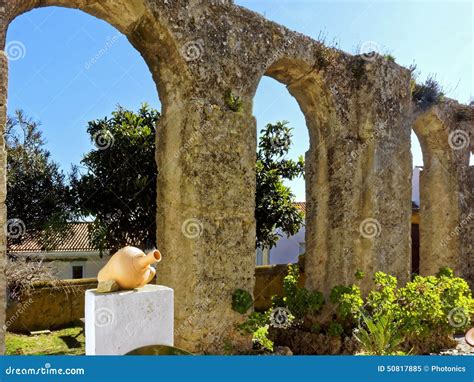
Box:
85;284;173;355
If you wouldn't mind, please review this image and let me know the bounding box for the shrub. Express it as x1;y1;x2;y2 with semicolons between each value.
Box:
6;257;58;301
231;289;253;314
354;311;404;355
237;264;324;352
412;76;444;110
237;312;268;334
253;326;273;351
366;272;398;320
330;284;364;319
328;322;344;337
279;264;324;319
360;269;473;352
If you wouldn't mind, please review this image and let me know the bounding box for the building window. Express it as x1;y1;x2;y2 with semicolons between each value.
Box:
72;265;83;279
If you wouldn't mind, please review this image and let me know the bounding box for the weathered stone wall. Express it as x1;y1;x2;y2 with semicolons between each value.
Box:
0;0;471;354
6;278;97;333
412;102;473;280
466;167;474;285
5;268;289;334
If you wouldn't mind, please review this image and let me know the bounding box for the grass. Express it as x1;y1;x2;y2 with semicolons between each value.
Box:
6;326;85;355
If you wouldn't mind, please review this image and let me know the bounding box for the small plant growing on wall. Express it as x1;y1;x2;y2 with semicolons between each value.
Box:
231;289;253;314
224;89;243;112
412;75;445;110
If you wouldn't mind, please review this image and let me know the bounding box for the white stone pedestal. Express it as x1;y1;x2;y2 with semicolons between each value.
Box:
85;284;173;355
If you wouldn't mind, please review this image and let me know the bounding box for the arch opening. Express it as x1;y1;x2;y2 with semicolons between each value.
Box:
2;6;172;339
251;57;338;309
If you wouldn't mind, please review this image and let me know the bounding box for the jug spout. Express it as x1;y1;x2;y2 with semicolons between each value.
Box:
135;249;161;269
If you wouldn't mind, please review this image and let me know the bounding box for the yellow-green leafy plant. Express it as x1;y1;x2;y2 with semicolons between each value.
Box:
276;264;325;319
354;311;404;355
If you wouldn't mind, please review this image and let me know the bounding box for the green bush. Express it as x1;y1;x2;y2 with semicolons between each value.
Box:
279;264;324;319
237;264;325;352
237;312;268;334
252;326;273;351
354;311;404;355
237;265;472;354
361;269;473;352
231;289;253;314
412;76;444;110
328;322;344;337
330;284;364;319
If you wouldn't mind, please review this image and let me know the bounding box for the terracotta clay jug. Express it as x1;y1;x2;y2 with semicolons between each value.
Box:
98;246;161;290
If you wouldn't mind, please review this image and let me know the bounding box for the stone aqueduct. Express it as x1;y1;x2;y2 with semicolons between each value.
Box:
0;0;472;353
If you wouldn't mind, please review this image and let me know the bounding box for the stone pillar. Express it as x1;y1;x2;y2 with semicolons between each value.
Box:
418;155;463;276
413;104;473;280
0;27;8;355
303;58;413;296
156;96;256;354
464;167;474;287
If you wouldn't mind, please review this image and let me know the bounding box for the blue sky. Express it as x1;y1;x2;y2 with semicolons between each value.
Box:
6;1;473;201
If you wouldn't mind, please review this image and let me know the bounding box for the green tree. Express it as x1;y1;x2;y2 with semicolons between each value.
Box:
6;110;73;247
256;121;304;249
71;104;159;253
74;109;304;253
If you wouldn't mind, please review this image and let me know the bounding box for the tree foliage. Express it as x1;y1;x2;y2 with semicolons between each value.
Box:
6;110;73;246
71;104;159;253
73;109;304;252
256;121;305;249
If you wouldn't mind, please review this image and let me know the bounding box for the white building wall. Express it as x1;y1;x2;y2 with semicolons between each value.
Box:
412;166;422;207
54;254;108;279
11;251;108;280
266;226;305;265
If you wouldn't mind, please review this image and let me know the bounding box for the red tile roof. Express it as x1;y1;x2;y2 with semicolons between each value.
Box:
8;222;97;253
9;204;309;253
294;202;306;214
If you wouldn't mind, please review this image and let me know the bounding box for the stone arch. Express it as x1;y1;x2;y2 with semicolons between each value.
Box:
255;57;338;296
412;102;474;281
0;0;422;354
1;0;192;105
250;46;414;297
0;0;195;354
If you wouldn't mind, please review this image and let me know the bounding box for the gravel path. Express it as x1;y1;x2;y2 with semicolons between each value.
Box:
438;335;474;355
